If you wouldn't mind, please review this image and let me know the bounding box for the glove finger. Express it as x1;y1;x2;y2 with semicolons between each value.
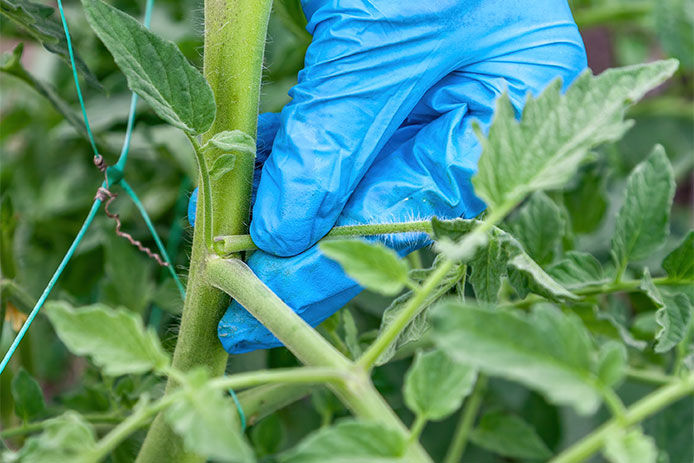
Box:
250;3;461;257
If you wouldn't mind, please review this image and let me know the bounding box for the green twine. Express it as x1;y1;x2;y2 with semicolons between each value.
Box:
56;0;100;159
0;190;105;373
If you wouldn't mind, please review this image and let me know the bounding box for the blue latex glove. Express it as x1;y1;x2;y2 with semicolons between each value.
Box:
190;0;587;353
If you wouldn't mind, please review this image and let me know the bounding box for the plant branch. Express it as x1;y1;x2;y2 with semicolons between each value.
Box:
358;259;455;369
443;375;487;463
205;257;351;368
186;135;213;250
215;220;434;254
551;372;694;463
206;256;432;462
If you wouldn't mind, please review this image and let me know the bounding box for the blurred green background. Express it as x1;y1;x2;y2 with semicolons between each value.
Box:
0;0;692;461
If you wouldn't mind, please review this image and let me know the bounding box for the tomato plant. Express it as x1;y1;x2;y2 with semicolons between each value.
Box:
1;1;692;462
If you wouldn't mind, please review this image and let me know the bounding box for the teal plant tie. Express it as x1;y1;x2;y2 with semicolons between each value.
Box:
56;0;100;159
0;190;105;373
229;388;246;431
120;180;186;298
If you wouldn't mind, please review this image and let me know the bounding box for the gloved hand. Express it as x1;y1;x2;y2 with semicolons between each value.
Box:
190;0;587;353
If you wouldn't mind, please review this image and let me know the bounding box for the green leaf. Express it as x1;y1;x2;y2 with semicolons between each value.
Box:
472;60;678;213
655;0;694;70
547;251;606;290
321;240;409;296
564;164;608;234
13;412;96;462
662;231;694;281
469;411;552;460
11;368;45;422
597;341;627;388
341;309;362;358
82;0;215;134
280;419;407;463
404;349;477;421
468;229;509;302
251;414;284;458
165;368;254;463
604;428;658;463
0;0;100;87
375;257;465;365
640;270;692;353
205;130;256;154
432;302;601;414
45;301;170;376
209;154;237;180
432;218;575;302
507;252;578;302
431;218;508;301
507;192;564;265
611;145;675;270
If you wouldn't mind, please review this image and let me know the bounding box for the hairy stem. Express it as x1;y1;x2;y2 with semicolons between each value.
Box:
215;220;434;254
206;256;433;462
358;259;455;369
136;0;272;461
551;372;694;463
443;375;487;463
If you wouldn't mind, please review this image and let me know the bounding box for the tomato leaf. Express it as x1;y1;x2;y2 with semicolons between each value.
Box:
209;154;237;180
11;368;46;422
473;60;678;213
82;0;215;134
662;231;694;282
280;419;407;463
0;0;100;87
470;411;552;460
165;368;253;463
321;240;410;296
611;145;675;270
45;301;170;376
432;302;602;414
404;349;477;421
640;269;692;353
603;428;658;463
507;192;564;265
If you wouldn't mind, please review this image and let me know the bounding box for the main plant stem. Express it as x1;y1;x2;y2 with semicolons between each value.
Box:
136;1;272;461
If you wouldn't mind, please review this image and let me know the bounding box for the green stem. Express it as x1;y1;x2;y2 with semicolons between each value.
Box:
551;372;694;463
136;0;272;461
235;384;314;427
409;415;428;442
410;415;428;442
625;368;675;386
215;220;434;254
92;395;178;462
358;259;455;369
186;136;213;251
600;386;627;424
206;256;432;462
443;375;487;463
209;367;348;390
206;257;351;368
